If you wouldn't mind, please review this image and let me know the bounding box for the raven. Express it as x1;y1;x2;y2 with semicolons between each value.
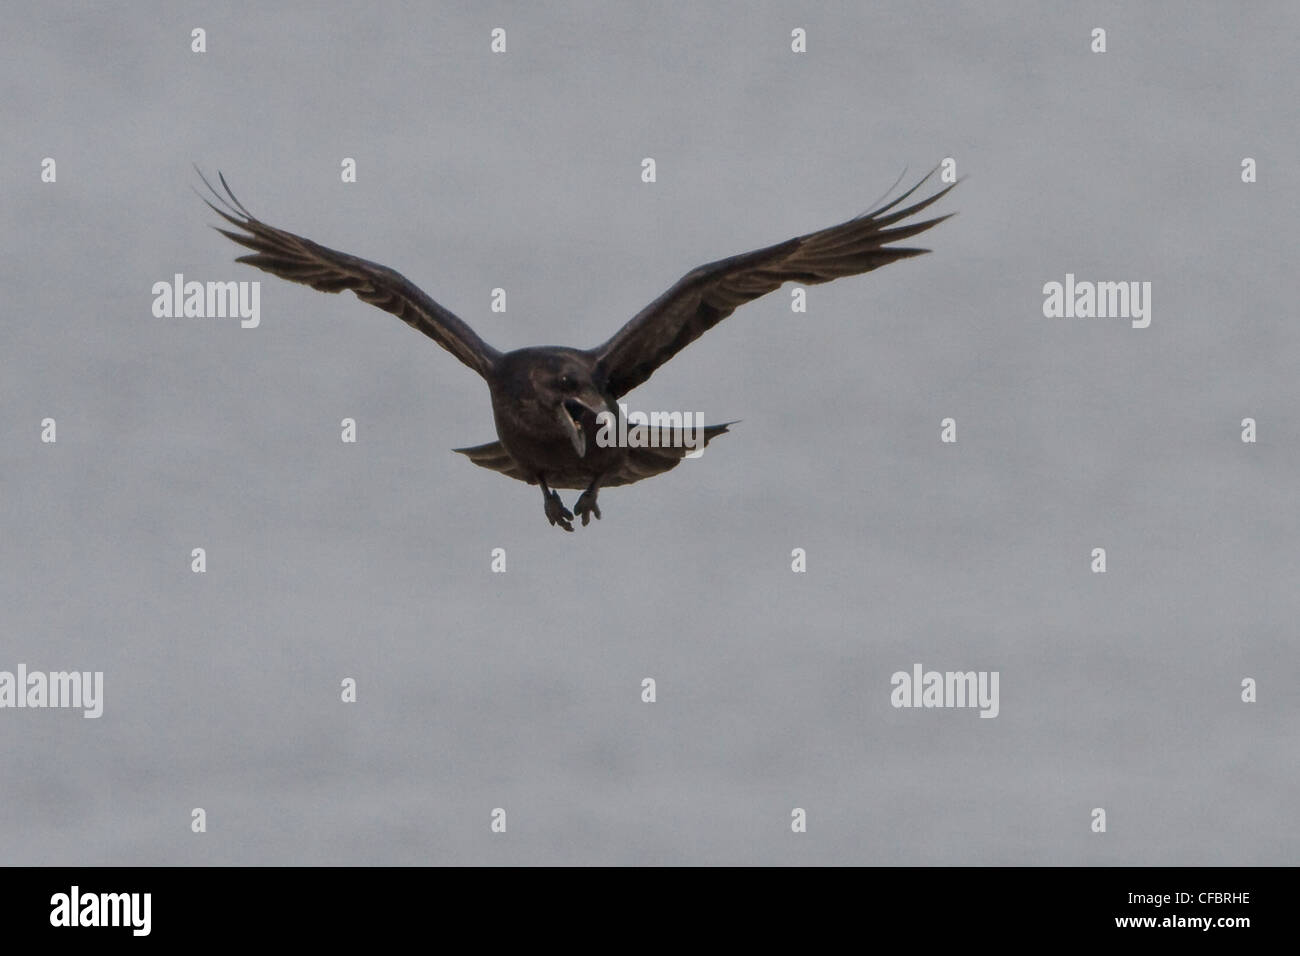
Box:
199;169;954;530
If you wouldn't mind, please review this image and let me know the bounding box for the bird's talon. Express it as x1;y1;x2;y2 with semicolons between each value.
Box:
574;490;601;527
544;489;576;531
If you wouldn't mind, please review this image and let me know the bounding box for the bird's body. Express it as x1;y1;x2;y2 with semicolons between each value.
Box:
199;169;954;530
486;346;627;487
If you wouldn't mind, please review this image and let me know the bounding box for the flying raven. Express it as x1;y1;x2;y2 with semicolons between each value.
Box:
199;169;954;530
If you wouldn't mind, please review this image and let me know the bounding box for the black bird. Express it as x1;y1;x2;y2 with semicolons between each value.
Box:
198;169;954;530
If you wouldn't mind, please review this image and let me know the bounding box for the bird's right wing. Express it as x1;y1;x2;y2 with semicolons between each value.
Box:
199;170;500;380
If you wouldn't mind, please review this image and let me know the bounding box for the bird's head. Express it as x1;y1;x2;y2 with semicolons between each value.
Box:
500;349;613;458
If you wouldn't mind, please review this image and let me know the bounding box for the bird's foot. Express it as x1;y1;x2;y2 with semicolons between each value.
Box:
544;490;574;532
574;490;602;526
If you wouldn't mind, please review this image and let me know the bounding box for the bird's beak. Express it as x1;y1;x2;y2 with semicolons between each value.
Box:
558;397;595;458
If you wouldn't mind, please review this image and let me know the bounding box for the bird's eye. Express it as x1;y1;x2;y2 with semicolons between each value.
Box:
559;374;577;392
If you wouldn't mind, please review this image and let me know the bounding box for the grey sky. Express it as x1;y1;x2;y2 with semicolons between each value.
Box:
1;1;1296;864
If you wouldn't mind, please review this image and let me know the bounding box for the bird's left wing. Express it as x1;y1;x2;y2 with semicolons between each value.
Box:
591;171;955;398
198;170;500;380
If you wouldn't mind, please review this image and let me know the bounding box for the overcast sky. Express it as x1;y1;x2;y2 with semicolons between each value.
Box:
1;1;1296;864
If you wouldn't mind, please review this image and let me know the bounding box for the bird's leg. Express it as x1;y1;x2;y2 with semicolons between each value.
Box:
539;477;574;532
574;476;603;526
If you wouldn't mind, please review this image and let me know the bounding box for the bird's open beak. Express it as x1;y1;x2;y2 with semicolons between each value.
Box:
558;397;596;458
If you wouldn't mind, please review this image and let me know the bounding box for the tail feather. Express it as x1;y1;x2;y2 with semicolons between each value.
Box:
452;422;735;489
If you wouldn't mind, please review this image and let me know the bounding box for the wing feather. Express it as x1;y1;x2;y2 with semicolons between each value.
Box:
198;170;499;380
591;170;956;398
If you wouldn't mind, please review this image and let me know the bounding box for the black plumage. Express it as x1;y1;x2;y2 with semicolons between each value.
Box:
199;169;954;530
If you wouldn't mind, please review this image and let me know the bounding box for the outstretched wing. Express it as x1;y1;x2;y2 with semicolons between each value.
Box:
198;170;499;380
591;170;956;398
